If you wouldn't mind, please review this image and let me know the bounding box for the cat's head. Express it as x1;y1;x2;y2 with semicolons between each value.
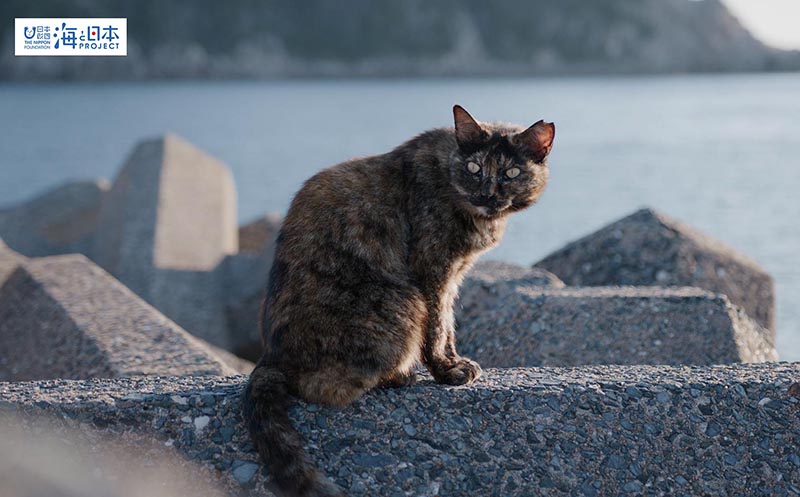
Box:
448;105;554;218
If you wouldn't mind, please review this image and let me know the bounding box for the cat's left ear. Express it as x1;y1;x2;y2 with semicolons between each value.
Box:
514;120;555;163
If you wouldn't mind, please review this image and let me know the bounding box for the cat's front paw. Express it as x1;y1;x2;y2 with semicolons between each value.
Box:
434;357;482;386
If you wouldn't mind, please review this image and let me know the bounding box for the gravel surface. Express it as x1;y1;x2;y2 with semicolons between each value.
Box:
535;208;775;332
0;254;241;381
2;363;799;496
458;285;776;368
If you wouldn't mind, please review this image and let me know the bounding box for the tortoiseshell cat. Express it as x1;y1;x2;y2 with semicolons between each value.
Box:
242;106;555;496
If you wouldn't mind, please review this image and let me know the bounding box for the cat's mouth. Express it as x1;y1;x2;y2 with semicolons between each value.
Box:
473;206;498;217
451;185;510;218
469;199;511;218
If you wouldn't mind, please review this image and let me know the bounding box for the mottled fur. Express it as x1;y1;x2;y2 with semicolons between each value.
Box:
242;106;555;497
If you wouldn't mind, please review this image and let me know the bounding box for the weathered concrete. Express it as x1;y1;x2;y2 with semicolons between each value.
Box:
458;286;776;368
206;342;255;375
2;363;799;496
0;180;109;257
221;252;270;361
91;134;238;349
223;214;282;361
535;208;776;332
0;254;241;381
457;260;564;329
238;213;282;255
0;414;228;497
0;239;25;287
464;260;565;288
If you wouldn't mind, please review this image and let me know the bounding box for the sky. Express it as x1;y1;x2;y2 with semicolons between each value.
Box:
721;0;800;50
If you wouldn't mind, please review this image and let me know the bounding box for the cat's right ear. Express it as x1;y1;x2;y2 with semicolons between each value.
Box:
453;105;487;149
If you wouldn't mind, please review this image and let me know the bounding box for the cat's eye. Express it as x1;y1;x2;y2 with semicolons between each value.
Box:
466;161;481;174
506;167;521;179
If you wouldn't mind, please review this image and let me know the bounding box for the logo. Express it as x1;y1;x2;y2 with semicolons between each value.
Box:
15;18;126;56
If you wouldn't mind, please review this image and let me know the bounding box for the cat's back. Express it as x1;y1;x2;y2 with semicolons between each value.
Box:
278;154;410;272
300;155;402;206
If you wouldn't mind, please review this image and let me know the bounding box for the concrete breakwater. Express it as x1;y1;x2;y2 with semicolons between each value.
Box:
0;134;791;496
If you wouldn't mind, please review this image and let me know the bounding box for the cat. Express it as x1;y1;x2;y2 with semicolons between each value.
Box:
242;105;555;497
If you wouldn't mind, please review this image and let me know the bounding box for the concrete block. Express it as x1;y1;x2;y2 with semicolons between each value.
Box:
0;254;239;381
457;259;564;329
0;413;228;497
0;239;25;287
238;213;282;255
535;208;775;331
2;363;798;496
223;214;282;361
91;134;238;348
0;180;108;257
458;286;776;368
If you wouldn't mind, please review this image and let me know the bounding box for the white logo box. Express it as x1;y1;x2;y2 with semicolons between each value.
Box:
15;18;127;56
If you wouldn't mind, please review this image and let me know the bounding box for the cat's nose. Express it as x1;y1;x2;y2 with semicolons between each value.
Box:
480;180;496;197
475;195;498;208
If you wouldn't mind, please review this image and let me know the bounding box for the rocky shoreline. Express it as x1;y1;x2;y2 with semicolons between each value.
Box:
0;134;794;496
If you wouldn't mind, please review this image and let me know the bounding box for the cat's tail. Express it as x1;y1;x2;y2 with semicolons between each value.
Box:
242;363;344;497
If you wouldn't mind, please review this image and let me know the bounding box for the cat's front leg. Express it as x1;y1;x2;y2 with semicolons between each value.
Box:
418;270;482;386
423;310;482;386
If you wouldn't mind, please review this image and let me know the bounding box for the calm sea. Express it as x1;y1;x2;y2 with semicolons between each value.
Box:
1;74;799;360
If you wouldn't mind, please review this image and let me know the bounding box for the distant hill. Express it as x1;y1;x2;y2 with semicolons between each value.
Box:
2;0;799;79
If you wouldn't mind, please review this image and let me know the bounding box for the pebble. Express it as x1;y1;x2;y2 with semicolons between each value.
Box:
625;386;642;400
705;421;722;437
218;425;236;443
194;416;210;432
231;461;259;485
